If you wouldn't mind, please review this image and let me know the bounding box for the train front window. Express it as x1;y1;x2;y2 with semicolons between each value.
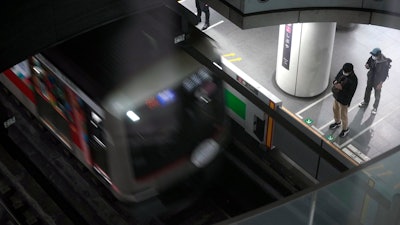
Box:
124;68;224;179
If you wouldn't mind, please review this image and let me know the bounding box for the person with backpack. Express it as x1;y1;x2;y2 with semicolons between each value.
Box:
358;48;392;115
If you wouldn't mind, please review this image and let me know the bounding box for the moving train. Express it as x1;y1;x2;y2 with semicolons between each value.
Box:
0;6;230;202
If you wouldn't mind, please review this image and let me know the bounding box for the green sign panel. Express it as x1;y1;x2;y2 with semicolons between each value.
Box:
224;89;246;120
304;118;314;125
326;135;335;142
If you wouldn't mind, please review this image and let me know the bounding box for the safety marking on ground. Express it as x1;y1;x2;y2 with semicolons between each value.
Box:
295;93;332;116
339;143;370;164
203;20;224;31
304;117;314;125
222;53;242;62
341;147;364;164
339;105;400;149
326;134;335;142
222;53;235;57
297;98;399;164
319;104;359;130
347;144;370;162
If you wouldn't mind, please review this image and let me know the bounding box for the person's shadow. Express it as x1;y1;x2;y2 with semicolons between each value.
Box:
346;108;375;155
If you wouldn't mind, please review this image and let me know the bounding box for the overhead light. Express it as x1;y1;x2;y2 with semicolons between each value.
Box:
127;110;140;122
91;112;102;123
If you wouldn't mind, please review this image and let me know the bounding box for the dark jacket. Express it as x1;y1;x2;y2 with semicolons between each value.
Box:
366;54;392;86
332;69;358;106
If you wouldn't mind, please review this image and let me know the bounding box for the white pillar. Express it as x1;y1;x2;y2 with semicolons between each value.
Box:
276;22;336;97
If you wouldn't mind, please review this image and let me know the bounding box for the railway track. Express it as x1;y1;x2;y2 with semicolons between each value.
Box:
0;168;44;225
156;144;290;225
155;121;316;224
1;127;276;225
0;136;73;225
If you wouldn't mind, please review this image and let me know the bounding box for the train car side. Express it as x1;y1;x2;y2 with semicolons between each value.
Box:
0;4;230;203
0;61;37;117
0;59;103;166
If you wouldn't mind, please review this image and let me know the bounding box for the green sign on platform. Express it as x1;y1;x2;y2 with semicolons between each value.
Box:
304;118;314;125
225;89;246;120
326;135;335;142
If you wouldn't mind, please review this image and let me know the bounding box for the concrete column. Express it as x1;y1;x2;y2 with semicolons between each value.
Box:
276;22;336;97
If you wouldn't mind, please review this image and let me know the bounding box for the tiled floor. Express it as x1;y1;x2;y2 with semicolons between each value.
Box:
180;0;400;160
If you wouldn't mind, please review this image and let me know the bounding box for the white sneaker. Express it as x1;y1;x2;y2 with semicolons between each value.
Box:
371;108;377;115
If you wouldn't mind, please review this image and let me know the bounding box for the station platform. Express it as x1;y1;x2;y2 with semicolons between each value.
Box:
179;0;400;161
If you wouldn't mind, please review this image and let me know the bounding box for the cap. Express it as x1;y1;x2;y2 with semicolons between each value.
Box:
343;63;353;73
370;48;381;56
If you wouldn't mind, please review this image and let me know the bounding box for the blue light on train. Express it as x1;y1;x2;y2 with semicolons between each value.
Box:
127;110;140;122
156;89;176;105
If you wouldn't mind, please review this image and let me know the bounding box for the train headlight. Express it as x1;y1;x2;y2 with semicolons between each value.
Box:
127;110;140;122
190;139;220;168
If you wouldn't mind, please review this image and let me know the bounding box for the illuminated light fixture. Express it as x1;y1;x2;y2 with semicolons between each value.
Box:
91;111;102;123
93;135;106;148
213;62;222;70
33;66;43;74
157;89;175;105
127;110;140;122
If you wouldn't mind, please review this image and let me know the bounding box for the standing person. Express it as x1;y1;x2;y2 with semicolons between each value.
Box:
358;48;392;115
329;63;358;138
195;0;210;30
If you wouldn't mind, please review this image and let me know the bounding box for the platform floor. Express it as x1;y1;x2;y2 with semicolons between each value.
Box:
180;0;400;160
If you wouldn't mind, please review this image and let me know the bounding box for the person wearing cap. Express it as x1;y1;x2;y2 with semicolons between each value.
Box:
330;63;358;138
358;48;392;115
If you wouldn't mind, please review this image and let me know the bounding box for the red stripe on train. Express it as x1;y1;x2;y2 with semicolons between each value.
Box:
3;69;36;104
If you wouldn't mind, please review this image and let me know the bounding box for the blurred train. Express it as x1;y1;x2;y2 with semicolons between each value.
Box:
0;6;230;202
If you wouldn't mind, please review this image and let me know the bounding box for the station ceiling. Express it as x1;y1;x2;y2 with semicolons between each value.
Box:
2;0;400;72
205;0;400;30
0;0;177;72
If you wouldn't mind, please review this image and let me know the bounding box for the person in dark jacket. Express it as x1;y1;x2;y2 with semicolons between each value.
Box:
358;48;392;115
195;0;210;30
329;63;358;138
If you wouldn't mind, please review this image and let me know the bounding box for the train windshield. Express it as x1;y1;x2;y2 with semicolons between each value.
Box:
124;68;225;179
